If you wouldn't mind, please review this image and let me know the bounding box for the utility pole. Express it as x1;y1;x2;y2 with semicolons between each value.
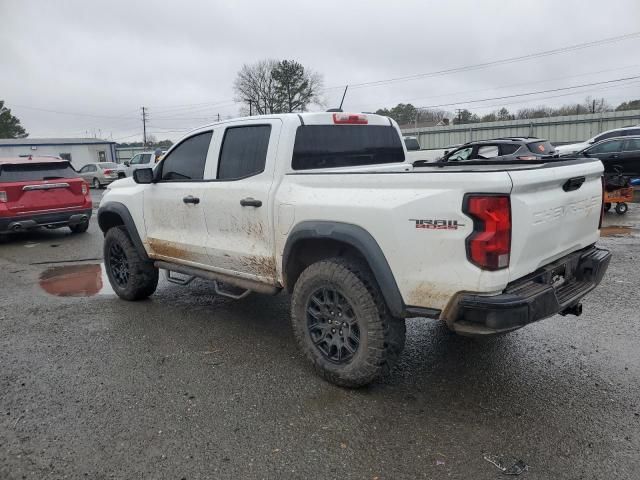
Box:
455;109;463;124
217;113;220;122
141;106;148;146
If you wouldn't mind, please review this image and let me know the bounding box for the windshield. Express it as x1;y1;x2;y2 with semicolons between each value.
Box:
292;125;405;170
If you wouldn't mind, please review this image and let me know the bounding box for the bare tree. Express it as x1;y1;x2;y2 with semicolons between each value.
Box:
233;60;279;115
234;59;323;114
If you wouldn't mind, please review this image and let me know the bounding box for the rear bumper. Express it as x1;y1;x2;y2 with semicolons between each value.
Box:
453;245;611;335
0;208;92;233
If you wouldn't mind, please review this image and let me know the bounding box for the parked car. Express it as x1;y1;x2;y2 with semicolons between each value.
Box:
123;151;155;177
436;137;556;163
574;135;640;177
98;112;609;387
555;124;640;156
0;156;92;235
78;162;125;189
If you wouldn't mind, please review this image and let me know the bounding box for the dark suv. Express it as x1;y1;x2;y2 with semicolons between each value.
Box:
577;136;640;177
438;137;556;162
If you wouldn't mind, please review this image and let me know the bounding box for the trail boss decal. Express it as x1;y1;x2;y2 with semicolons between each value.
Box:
409;219;465;230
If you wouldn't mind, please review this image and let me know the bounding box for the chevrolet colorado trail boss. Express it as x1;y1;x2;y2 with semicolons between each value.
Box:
98;112;610;387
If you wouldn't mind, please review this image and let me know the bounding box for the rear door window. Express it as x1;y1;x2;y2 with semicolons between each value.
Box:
160;131;212;181
526;141;555;155
217;125;271;180
292;125;404;170
0;163;79;182
588;140;624;154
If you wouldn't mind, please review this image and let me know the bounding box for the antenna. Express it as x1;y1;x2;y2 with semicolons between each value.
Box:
338;85;349;110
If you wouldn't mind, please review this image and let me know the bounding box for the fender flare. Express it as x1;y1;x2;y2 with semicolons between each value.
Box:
97;201;150;261
283;221;405;317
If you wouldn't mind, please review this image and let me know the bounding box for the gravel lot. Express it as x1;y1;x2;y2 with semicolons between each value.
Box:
1;190;639;479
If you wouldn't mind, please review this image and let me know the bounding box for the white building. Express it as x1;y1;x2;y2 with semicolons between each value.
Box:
0;138;117;170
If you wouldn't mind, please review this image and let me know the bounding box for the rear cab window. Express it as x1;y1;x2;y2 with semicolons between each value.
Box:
292;125;404;170
0;162;79;182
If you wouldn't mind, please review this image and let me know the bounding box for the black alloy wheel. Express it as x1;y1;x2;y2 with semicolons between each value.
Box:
307;287;360;364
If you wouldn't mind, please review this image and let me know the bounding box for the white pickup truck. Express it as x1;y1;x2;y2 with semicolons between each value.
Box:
98;112;610;387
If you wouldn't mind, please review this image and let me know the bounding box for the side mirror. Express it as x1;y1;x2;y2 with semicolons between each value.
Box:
124;161;130;167
133;168;154;184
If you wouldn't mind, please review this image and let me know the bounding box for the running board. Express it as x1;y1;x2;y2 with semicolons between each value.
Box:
154;260;280;296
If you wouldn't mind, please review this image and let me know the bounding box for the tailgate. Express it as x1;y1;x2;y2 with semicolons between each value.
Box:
5;178;87;215
508;159;603;282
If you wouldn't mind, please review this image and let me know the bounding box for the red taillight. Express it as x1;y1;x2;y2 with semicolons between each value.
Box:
103;169;112;174
82;183;88;195
0;191;6;203
464;195;511;270
332;113;368;125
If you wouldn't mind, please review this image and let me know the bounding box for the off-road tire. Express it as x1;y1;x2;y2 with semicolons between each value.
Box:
69;221;89;234
291;257;406;388
104;226;158;300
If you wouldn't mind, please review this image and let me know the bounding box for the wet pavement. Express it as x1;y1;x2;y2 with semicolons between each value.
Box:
1;191;639;479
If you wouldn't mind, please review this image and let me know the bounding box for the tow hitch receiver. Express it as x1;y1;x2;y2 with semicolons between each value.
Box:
560;303;583;317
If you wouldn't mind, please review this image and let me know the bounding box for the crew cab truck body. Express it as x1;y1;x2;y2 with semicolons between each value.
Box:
98;112;610;387
0;157;92;235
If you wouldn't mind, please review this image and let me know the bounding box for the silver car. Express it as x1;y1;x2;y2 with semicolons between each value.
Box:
78;162;126;189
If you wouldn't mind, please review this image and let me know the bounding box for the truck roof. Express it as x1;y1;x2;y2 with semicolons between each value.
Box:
193;112;395;132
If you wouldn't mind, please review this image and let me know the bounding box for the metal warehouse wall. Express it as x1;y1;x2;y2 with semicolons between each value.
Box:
0;144;115;170
401;109;640;149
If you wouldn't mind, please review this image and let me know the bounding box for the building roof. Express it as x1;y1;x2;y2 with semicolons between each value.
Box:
0;156;68;165
0;138;115;146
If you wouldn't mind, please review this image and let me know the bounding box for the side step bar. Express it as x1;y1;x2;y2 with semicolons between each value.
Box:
155;261;281;296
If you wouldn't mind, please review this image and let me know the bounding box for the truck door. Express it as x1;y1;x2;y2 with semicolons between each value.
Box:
201;119;281;284
142;131;215;266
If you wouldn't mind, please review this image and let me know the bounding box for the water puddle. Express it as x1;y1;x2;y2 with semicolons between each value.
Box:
39;263;115;297
600;225;638;237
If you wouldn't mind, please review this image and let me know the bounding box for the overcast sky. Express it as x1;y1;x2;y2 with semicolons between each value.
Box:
2;0;639;142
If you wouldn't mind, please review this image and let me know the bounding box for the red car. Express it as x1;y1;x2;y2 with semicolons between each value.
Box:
0;156;92;235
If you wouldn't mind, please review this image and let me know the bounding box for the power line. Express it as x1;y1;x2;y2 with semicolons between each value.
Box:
353;64;640;111
413;75;640;110
10;104;139;120
342;31;640;90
